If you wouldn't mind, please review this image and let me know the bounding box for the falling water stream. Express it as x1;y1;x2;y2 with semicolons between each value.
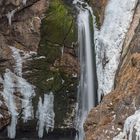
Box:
73;0;97;139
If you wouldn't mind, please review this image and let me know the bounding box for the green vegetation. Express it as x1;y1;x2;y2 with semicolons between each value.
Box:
26;0;78;128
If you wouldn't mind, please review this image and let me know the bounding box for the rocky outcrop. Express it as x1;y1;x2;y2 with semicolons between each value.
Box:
84;2;140;140
0;0;78;137
0;0;48;130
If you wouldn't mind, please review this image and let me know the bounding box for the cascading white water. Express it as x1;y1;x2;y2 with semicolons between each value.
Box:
78;8;95;112
74;0;96;139
10;46;22;77
22;0;27;5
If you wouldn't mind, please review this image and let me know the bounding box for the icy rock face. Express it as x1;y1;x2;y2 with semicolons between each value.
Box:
1;69;18;139
10;46;23;77
1;70;35;138
95;0;138;101
1;69;35;138
10;46;35;122
36;92;55;138
0;46;36;139
114;110;140;140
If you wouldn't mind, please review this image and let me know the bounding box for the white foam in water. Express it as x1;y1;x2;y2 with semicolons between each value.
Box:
36;92;55;138
1;69;18;139
113;110;140;140
6;9;16;25
95;0;138;102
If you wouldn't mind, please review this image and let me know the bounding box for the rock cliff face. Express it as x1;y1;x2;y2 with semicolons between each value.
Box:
85;1;140;140
89;0;108;27
0;0;48;130
0;0;78;138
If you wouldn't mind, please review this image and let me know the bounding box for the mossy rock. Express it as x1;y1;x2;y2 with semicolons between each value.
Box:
24;0;78;128
38;0;77;59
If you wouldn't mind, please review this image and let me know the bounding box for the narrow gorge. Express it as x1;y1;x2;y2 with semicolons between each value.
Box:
0;0;140;140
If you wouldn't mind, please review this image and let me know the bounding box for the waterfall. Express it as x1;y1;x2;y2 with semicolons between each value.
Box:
73;0;96;139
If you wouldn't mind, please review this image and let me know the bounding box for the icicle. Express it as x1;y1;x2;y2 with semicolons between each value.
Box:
6;9;16;25
9;46;35;122
94;0;138;102
2;69;18;139
22;0;27;6
73;1;96;139
1;68;35;138
16;76;35;122
114;110;140;140
61;46;64;57
10;46;22;77
36;92;55;138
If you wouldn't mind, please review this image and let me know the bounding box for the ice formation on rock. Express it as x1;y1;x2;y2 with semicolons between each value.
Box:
6;9;16;25
114;110;140;140
94;0;138;101
36;92;55;138
1;69;18;139
22;0;27;5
